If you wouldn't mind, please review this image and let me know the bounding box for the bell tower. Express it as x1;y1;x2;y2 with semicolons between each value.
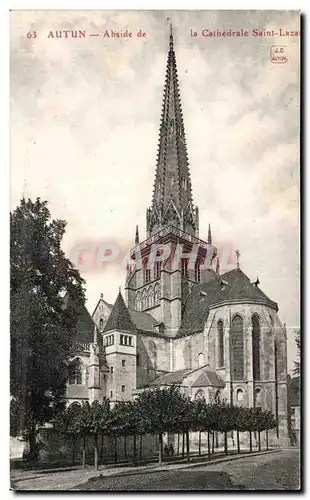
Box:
125;26;217;337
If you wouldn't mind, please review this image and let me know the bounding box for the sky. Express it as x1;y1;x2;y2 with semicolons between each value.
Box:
10;10;300;371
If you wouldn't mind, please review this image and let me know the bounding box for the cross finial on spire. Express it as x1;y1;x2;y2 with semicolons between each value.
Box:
235;249;241;269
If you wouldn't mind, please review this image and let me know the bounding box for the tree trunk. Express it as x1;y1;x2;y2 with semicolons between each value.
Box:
124;435;127;458
198;431;201;456
72;436;76;465
182;432;185;457
139;435;143;461
94;435;99;470
133;434;137;465
212;431;215;454
266;429;269;451
215;431;219;448
207;431;211;458
114;435;117;463
186;430;190;461
28;428;37;460
177;433;180;455
100;435;105;468
249;431;252;452
82;436;86;468
258;431;261;452
224;432;228;455
158;433;163;466
237;430;240;454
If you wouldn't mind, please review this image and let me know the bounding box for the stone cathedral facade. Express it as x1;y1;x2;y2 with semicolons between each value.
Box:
65;29;289;446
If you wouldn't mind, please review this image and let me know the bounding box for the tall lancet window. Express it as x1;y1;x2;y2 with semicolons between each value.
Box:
217;320;224;367
155;261;162;279
181;258;189;278
143;260;151;284
231;314;244;380
195;259;201;282
252;315;261;380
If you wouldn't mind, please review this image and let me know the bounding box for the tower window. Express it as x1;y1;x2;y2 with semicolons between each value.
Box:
121;385;125;393
128;336;132;346
195;260;201;282
137;353;140;366
110;391;113;399
122;360;126;367
110;366;114;374
99;318;103;331
181;258;189;278
155;261;162;279
143;260;151;284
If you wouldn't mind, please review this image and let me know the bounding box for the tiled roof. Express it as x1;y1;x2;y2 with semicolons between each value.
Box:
192;371;225;388
148;369;192;386
63;293;95;343
129;310;158;333
179;268;278;335
146;367;225;389
103;292;137;333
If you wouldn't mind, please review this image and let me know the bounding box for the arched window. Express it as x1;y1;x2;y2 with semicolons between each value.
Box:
231;315;244;380
154;283;160;305
99;318;103;331
142;289;147;310
136;291;141;311
155;261;162;279
183;341;192;369
217;320;224;367
198;352;204;367
252;315;260;380
195;390;205;400
143;260;151;284
149;340;157;370
195;260;201;282
68;358;83;385
236;388;244;403
254;387;261;408
181;258;189;278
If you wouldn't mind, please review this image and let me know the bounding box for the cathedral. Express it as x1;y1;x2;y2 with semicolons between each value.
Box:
65;28;289;446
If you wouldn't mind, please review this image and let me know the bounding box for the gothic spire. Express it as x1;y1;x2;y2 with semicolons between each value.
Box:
135;225;139;244
147;25;199;238
208;223;212;244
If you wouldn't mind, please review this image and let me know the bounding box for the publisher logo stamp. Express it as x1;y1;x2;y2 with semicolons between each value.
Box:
270;45;288;64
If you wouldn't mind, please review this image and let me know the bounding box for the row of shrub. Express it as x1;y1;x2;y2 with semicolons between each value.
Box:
54;385;277;468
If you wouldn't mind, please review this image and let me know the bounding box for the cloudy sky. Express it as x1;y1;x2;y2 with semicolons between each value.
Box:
10;10;300;370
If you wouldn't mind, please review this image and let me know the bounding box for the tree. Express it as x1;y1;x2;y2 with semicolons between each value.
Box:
135;385;192;465
54;402;81;465
110;401;140;464
88;400;112;470
293;329;300;377
10;197;86;457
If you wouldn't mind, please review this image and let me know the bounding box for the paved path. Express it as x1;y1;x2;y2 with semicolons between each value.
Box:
11;448;300;491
